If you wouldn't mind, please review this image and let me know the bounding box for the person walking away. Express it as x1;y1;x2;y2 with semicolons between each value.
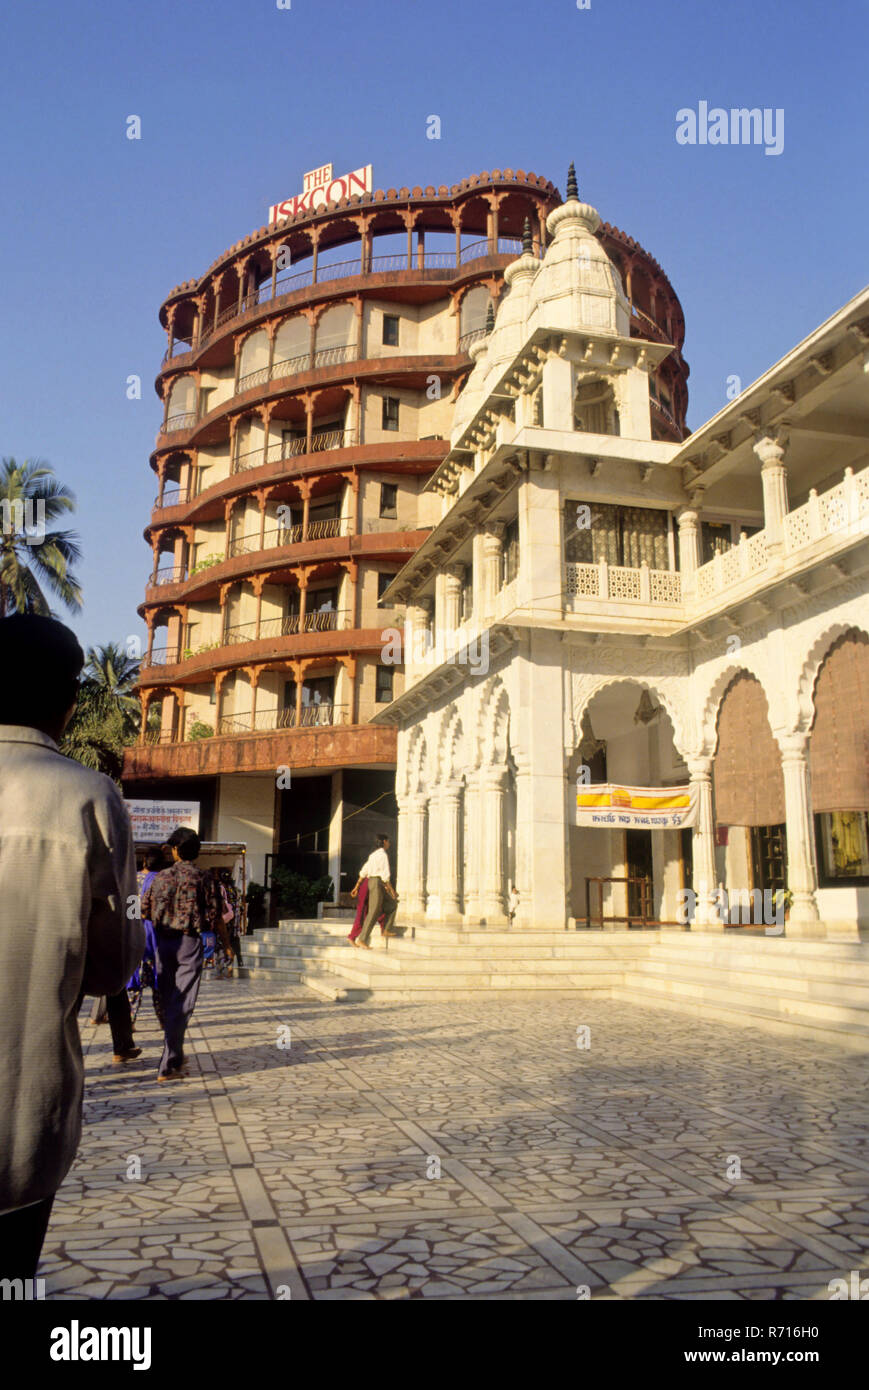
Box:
142;828;234;1082
348;875;386;943
0;615;142;1281
353;835;397;949
508;883;520;925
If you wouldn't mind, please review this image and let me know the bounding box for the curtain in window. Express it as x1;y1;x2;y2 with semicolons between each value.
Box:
565;502;669;568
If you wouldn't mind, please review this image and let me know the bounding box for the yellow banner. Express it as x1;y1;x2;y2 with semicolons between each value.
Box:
576;783;696;828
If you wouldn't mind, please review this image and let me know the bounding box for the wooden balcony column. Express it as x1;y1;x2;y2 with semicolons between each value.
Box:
193;294;206;348
169;686;186;742
304;395;314;455
405;213;414;270
255;489;269;548
338;654;357;725
212;272;224;327
340;467;360;533
223;498;235;554
236;255;251;313
251;573;267;639
228;412;240;469
144;613;156;667
259;400;274;467
156;457;168;507
354;296;364;362
487;194;501;250
137;688;153;744
214;670;227;729
360;216;372;275
232;336;242;394
268;242;280;299
451;210;462;268
296;569;308;629
150;538;161;581
265;320;278;379
310;228;320;285
294;658;311;725
340;560;358;629
416;223;425;270
297;478;312;539
165;304;176;359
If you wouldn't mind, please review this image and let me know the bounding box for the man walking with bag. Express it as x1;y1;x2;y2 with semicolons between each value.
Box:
142;827;234;1081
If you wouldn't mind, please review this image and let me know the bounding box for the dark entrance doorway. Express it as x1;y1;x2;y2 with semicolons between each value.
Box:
750;824;788;894
625;829;653;923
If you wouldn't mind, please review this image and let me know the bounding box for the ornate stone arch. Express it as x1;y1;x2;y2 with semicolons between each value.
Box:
436;706;465;783
797;621;869;734
696;659;770;756
475;677;511;766
571;674;689;760
403;725;429;797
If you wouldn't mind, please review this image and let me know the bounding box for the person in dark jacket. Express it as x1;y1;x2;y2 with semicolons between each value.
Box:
141;828;233;1082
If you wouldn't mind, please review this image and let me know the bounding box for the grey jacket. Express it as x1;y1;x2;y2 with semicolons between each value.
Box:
0;726;143;1212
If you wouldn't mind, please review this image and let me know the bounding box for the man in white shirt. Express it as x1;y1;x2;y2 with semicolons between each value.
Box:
0;615;143;1281
352;834;397;947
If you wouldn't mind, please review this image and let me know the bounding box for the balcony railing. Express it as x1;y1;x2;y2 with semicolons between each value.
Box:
565;560;682;605
313;343;355;370
164;239;534;366
152;565;188;586
458;326;489;352
562;464;869;618
270;352;310;381
154;487;191;508
216;703;347;735
162;412;197;434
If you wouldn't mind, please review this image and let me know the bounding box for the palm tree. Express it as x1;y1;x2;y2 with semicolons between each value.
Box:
60;643;142;781
83;642;141;739
0;457;83;616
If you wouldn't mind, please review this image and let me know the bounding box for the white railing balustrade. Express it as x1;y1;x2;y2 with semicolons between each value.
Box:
784;465;869;553
565;559;681;605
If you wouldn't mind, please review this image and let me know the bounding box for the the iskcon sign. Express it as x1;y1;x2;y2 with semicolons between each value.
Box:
269;163;373;223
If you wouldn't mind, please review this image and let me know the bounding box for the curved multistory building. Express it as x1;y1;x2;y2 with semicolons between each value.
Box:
124;166;690;891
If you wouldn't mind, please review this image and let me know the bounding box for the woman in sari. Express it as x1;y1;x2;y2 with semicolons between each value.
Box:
347;876;386;945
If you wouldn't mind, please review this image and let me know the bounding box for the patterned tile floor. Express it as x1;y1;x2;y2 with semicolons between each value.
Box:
39;977;869;1300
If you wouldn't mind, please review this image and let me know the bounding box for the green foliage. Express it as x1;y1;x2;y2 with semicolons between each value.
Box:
0;457;83;616
190;553;225;575
269;866;334;919
60;641;142;782
187;720;214;740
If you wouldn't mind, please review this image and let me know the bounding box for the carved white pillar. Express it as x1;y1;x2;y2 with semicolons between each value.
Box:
480;522;505;619
778;732;821;934
677;502;702;576
688;755;725;931
462;770;482;919
754;434;789;546
479;765;509;922
401;794;428;917
425;786;443;919
439;780;463;920
443;565;463;633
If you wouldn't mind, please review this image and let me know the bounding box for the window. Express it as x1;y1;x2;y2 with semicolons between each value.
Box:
815;812;869;883
501;518;520;587
382;314;400;346
377;571;394;603
565;500;670;570
382;396;400;432
379;483;398;519
376;665;394;703
701;520;734;564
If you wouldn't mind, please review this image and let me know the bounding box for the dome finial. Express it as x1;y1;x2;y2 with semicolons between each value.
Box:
485;300;495;333
522;217;533;256
566;161;579;201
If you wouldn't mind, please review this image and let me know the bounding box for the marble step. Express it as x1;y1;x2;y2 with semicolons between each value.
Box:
632;958;869;1003
611;984;869;1052
618;969;869;1029
246;944;640;975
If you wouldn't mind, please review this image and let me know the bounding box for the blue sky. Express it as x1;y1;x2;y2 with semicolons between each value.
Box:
1;0;866;652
